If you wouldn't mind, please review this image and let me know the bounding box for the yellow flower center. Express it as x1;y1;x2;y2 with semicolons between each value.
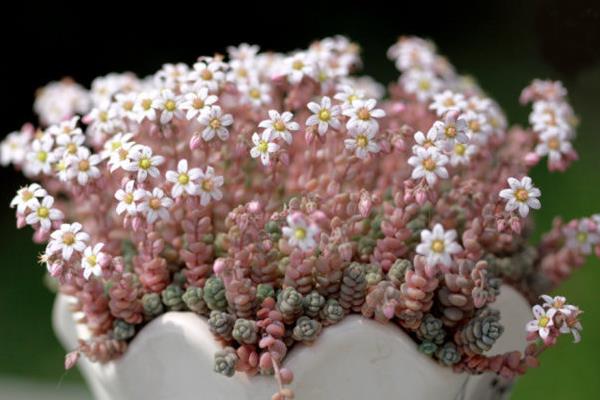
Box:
431;239;445;253
454;143;466;156
356;134;368;148
445;126;457;138
78;160;90;172
99;111;109;122
274;120;286;131
86;255;97;266
443;98;455;107
318;109;331;121
201;179;213;192
348;94;358;104
418;79;431;90
576;231;588;244
210;118;221;129
119;148;129;161
538;316;550;328
294;227;306;240
66;143;78;154
249;88;261;99
22;191;33;201
193;98;205;109
62;232;75;245
124;193;134;204
423;158;436;171
258;140;269;153
37;151;48;162
142;99;153;110
178;173;190;185
292;60;304;70
201;69;213;81
515;188;529;202
139;158;151;170
165;99;176;112
123;101;134;111
111;141;122;151
357;108;371;121
548;137;560;150
37;207;49;218
469;120;480;132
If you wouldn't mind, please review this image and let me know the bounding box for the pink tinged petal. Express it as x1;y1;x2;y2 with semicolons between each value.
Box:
539;327;550;340
518;203;530;218
62;246;74;261
200;193;210;206
370;109;386;118
526;320;540;332
306;115;319;126
165;170;178;182
532;305;545;319
307;102;321;113
529;188;541;198
250;148;260;158
499;189;513;200
211;189;223;201
425;172;437;186
528;198;541;209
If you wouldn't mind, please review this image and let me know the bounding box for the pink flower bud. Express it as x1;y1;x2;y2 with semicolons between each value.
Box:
358;190;372;218
189;135;202;151
64;351;80;370
524;152;540;166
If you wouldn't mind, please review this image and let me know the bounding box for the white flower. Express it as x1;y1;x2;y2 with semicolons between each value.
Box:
463;111;492;145
137;188;173;224
81;243;106;280
25;195;63;231
26;137;55;176
115;180;142;216
102;132;134;160
284;52;314;84
282;212;319;251
46;116;82;137
564;218;600;255
449;142;477;167
54;132;85;159
408;146;449;186
258;110;299;144
429;90;467;117
540;295;575;316
165;159;202;197
250;131;279;166
535;130;573;163
155;89;184;124
86;102;121;134
1;130;29;166
344;128;380;159
47;223;89;261
526;304;556;341
416;223;462;267
400;69;442;102
124;145;164;182
530;101;572;136
114;92;138;120
134;91;160;123
343;98;386;135
431;112;469;151
198;105;234;141
413;128;443;152
190;60;225;92
67;147;101;185
11;184;48;214
197;166;224;206
388;37;436;71
306;96;341;135
227;43;260;61
238;78;271;107
334;84;365;110
499;176;541;218
180;88;217;120
559;306;583;343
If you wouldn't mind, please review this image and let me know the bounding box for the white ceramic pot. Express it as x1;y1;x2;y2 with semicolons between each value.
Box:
53;285;531;400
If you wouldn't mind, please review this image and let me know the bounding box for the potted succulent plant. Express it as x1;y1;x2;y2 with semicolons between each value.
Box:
3;36;596;399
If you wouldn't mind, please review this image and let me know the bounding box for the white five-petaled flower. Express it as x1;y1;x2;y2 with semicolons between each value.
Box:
499;176;541;218
408;146;449;186
198;105;234;141
114;92;138;120
102;132;134;160
47;222;89;261
463;111;492;145
535;130;573;163
115;180;143;216
27;137;55;176
180;88;217;120
67;147;101;185
137;187;173;224
190;60;225;92
413;128;443;152
46;116;82;137
197;166;224;206
282;212;319;252
334;84;365;110
306;96;341;135
54;133;85;159
250;131;279;166
134;91;160;123
450;142;477;167
81;243;106;280
564;218;600;255
1;130;29;166
165;159;202;198
284;52;314;84
344;128;380;159
400;69;442;102
238;78;271;107
432;112;469;151
540;295;575;316
416;223;462;267
259;110;300;145
11;184;47;214
343;98;386;135
25;195;63;231
526;304;556;341
124;145;164;182
429;90;467;117
559;306;583;343
155;90;184;124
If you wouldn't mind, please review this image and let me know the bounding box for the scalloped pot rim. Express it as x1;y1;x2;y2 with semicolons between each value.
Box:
53;284;531;400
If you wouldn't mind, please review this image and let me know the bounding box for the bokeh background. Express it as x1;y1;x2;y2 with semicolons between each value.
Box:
0;1;599;398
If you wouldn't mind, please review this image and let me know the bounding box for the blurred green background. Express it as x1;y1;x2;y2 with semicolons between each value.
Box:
0;1;599;399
